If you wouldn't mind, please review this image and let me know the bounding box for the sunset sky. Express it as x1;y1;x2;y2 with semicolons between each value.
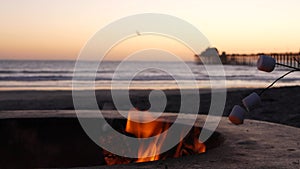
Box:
0;0;300;61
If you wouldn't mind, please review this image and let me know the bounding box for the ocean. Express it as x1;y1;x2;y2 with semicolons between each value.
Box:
0;60;299;91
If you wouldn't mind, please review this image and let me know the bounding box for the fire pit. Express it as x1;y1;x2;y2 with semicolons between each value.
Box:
1;110;300;169
99;115;300;169
0;110;224;168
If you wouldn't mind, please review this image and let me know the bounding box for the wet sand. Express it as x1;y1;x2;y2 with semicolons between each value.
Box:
0;86;299;127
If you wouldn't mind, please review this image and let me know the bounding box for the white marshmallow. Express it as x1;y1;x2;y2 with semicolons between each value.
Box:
229;105;246;125
257;55;276;72
242;92;261;111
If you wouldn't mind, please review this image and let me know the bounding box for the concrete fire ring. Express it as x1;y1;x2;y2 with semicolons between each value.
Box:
0;110;300;169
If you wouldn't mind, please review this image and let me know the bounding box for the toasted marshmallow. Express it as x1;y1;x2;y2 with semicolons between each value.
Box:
257;55;276;72
229;105;246;125
242;92;261;111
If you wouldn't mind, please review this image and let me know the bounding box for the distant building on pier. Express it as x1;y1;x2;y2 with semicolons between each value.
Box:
194;47;220;64
194;48;300;68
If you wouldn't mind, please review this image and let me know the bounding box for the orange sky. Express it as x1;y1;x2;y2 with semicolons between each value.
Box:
104;35;194;61
0;0;300;61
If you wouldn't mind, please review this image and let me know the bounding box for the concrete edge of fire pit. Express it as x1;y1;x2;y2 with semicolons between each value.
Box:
1;110;300;169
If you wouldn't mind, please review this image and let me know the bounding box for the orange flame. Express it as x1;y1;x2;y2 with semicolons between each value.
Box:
125;109;170;162
125;109;205;163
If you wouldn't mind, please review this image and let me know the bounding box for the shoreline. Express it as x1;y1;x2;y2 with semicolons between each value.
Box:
0;86;299;127
1;82;299;92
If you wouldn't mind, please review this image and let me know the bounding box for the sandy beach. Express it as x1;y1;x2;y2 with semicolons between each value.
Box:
1;86;299;168
0;86;299;128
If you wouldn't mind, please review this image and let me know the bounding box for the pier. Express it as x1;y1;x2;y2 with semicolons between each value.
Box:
223;52;300;68
196;49;300;68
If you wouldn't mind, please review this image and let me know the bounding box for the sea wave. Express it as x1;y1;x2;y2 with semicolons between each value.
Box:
0;70;116;74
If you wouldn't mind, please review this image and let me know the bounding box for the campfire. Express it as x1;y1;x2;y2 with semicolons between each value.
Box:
103;109;206;165
0;110;224;168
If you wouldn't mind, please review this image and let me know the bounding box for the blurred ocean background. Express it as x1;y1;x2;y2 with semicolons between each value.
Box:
0;60;299;91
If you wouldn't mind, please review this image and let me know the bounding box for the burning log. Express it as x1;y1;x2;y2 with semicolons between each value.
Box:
103;125;206;165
